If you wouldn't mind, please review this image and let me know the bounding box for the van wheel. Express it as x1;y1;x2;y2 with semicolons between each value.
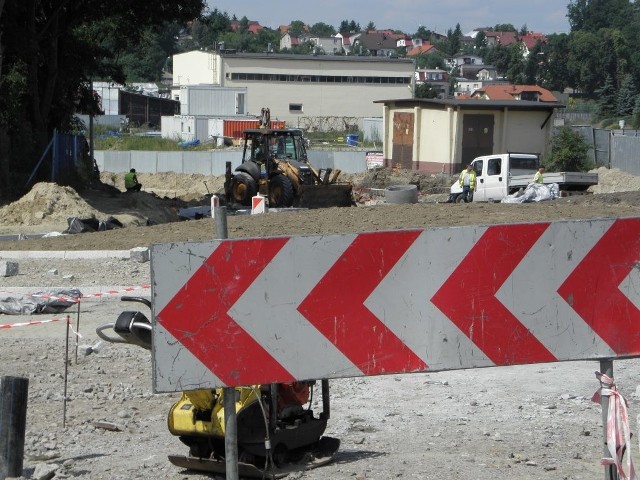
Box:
454;193;465;203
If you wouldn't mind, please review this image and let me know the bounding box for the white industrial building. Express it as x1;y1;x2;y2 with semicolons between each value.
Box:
171;50;415;128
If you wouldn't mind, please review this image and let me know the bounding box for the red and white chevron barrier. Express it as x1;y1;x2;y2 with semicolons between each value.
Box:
31;284;151;303
150;217;640;392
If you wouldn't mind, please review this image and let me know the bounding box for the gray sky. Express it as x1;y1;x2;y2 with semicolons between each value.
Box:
207;0;571;35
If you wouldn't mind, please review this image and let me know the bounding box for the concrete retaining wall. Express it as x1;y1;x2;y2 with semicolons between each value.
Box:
95;149;368;175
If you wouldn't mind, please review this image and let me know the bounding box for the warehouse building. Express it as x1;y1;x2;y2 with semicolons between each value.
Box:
171;49;415;129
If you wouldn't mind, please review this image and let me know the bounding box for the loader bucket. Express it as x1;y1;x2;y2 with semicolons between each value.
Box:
293;184;354;209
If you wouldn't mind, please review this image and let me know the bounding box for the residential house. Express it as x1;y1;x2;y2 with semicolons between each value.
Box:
354;31;405;56
375;97;561;173
335;32;361;54
280;33;343;54
471;84;558;102
406;43;441;57
484;31;518;47
229;20;264;35
519;32;547;56
445;54;484;71
415;68;449;98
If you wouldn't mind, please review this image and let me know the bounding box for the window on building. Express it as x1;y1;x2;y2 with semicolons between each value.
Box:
289;103;303;113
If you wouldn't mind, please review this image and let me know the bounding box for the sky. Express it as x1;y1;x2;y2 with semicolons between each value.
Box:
206;0;571;36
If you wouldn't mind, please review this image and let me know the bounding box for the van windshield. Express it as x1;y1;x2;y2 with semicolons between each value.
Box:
509;156;539;175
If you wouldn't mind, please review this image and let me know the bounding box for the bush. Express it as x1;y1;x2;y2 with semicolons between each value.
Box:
545;127;593;172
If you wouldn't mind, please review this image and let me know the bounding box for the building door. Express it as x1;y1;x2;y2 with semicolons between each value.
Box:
461;114;494;166
391;112;414;169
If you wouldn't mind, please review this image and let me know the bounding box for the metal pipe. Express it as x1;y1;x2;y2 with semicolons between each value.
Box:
223;388;238;480
599;359;618;480
0;376;29;479
215;207;238;480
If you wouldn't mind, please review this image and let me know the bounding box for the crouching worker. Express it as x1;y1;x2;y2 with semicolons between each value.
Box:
124;168;142;192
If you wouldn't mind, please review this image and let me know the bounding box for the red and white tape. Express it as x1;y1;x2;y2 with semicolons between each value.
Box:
592;371;637;480
1;316;82;337
30;284;151;303
0;318;64;329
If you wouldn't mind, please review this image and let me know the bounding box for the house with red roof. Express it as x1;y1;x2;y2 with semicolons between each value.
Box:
406;43;441;57
470;84;557;102
229;20;264;35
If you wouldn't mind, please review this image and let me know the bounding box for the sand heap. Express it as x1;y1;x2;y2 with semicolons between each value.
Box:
0;182;102;226
588;167;640;193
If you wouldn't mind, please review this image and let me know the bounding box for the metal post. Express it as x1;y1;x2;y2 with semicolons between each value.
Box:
600;359;618;480
215;206;228;240
215;207;239;480
74;301;81;364
63;316;70;429
0;376;29;479
223;388;239;480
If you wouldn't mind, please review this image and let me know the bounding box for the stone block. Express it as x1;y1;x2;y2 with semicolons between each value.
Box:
0;260;19;277
130;247;150;263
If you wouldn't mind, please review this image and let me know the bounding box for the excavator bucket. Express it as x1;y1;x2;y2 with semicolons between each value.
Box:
293;183;354;209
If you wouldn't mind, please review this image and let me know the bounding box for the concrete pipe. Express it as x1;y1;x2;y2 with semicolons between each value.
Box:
384;184;418;204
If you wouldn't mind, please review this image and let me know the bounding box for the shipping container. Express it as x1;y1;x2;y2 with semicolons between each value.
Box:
161;115;210;143
223;119;286;139
179;85;247;117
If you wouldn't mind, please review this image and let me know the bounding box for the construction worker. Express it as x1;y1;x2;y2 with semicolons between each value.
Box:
458;164;476;202
124;168;142;192
533;166;545;184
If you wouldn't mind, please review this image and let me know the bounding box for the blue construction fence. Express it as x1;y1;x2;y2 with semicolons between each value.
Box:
26;131;87;188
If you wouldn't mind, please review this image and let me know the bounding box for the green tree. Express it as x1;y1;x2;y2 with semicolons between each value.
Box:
546;127;593;172
120;24;182;82
538;34;570;92
310;22;335;36
596;74;618;118
494;23;517;32
440;23;462;55
191;9;231;48
365;21;376;32
474;31;487;50
505;43;526;84
415;83;438;99
632;95;640;128
0;0;204;198
415;26;432;39
616;74;637;115
567;30;602;95
288;20;306;34
415;52;446;69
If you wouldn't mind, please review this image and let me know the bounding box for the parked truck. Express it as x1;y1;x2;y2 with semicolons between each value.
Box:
447;153;599;203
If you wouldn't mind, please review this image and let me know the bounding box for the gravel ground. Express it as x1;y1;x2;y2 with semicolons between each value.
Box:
1;170;640;479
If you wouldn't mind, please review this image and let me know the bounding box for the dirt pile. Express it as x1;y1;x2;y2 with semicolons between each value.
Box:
100;172;227;201
0;183;103;227
588;166;640;193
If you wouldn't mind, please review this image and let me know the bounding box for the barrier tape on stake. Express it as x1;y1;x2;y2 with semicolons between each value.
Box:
0;318;65;329
592;372;637;480
30;284;151;303
1;317;82;338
